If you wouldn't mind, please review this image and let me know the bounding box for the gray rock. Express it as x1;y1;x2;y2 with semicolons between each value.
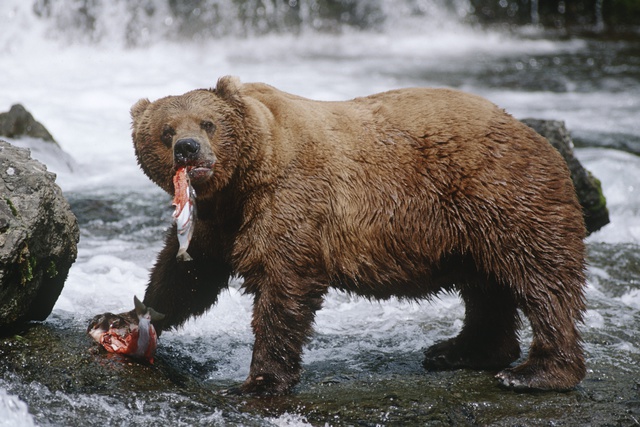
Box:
521;118;610;235
0;104;76;174
0;140;79;330
0;104;56;143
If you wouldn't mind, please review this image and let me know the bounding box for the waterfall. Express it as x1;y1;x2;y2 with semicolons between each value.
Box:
5;0;467;48
594;0;605;32
531;0;540;25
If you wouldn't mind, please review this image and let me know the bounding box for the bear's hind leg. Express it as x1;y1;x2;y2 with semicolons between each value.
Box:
423;282;521;371
496;275;586;391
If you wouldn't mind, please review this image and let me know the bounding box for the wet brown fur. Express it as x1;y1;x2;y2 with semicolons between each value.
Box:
126;76;587;394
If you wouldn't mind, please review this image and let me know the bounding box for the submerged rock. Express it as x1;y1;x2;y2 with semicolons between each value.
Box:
522;118;610;234
0;320;245;425
0;141;79;331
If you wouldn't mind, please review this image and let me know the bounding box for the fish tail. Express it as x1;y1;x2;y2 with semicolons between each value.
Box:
176;248;193;262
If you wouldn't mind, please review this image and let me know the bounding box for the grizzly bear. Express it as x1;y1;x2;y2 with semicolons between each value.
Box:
96;76;587;395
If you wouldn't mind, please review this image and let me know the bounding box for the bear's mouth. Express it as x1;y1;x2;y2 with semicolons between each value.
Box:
176;161;214;185
186;164;214;184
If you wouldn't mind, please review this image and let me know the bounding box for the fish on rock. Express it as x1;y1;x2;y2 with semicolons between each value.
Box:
172;166;196;261
87;296;165;363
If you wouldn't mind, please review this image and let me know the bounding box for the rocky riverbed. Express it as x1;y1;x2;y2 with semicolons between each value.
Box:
1;239;640;426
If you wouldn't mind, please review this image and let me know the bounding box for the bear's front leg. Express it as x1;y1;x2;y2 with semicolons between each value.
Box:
88;225;231;337
141;225;232;333
240;274;326;395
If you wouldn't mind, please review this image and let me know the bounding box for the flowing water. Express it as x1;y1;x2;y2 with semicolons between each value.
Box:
1;1;639;425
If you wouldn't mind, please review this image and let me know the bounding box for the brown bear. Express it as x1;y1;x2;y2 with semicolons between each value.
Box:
96;76;587;395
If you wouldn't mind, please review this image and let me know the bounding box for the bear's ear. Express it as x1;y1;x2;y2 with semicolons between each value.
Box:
131;98;150;122
213;76;242;105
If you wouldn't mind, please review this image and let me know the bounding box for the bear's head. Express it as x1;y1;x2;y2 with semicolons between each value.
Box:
130;76;244;198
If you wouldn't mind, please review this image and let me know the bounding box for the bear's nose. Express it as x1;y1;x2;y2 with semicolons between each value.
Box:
174;138;200;165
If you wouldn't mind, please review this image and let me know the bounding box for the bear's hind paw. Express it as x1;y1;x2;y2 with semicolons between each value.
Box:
496;363;582;392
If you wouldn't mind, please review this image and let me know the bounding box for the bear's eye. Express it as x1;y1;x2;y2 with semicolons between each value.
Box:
201;120;216;134
161;126;175;148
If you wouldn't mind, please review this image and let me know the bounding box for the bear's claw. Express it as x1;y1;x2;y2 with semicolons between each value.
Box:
495;370;532;390
495;364;580;392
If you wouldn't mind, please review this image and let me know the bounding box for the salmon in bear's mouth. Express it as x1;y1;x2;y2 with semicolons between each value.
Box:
173;167;196;261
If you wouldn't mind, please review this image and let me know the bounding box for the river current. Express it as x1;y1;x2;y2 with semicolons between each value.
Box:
1;1;639;425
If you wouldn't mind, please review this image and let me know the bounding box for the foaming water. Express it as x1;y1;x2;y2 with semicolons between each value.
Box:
0;387;36;427
579;148;640;244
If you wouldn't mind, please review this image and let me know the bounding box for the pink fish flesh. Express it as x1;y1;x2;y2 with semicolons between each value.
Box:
87;296;165;364
172;167;196;261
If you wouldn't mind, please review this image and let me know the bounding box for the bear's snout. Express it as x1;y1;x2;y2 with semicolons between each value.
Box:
174;138;201;166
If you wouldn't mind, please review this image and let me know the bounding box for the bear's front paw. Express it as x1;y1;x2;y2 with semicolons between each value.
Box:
235;373;295;396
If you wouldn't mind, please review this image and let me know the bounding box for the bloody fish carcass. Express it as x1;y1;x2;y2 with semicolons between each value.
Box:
87;296;165;363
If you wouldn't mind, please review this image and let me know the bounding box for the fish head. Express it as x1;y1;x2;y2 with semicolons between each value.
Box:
88;298;164;363
87;311;138;354
87;312;133;340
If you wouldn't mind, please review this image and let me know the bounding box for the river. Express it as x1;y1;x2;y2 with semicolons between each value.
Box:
1;1;639;425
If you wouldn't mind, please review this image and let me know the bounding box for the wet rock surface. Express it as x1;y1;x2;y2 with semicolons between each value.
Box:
0;105;56;143
0;105;76;175
0;141;79;331
0;242;638;426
